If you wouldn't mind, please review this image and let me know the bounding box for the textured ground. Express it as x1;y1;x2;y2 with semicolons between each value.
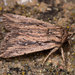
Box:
0;0;75;75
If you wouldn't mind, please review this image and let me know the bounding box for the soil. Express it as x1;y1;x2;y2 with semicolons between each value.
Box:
0;0;75;75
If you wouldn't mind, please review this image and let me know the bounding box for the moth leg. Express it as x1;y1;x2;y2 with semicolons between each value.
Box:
68;40;71;46
61;47;65;62
42;48;58;65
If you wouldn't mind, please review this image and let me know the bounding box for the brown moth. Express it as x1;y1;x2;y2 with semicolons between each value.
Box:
0;14;68;63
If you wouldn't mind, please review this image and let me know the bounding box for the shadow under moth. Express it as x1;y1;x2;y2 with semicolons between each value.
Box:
0;14;68;64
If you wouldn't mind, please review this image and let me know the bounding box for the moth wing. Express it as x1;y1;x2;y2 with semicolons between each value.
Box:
0;14;65;58
3;13;56;30
0;30;60;58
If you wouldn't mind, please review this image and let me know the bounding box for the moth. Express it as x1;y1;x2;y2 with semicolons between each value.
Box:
0;14;68;64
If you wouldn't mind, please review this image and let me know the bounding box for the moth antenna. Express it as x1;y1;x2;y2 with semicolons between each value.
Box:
61;47;65;62
42;47;58;65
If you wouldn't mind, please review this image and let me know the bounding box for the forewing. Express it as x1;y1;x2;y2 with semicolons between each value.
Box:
0;14;67;58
